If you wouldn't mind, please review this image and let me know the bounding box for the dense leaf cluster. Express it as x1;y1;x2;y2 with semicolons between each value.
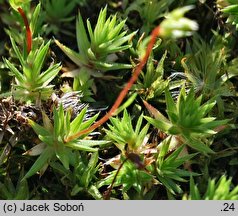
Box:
0;0;238;200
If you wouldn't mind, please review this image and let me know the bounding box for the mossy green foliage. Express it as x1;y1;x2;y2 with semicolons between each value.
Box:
0;0;238;200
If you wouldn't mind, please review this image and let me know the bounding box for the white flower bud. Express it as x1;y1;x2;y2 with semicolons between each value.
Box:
159;6;198;39
9;0;31;10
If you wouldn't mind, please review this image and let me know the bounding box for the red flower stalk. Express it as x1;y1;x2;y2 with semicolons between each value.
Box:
17;7;32;53
65;26;161;142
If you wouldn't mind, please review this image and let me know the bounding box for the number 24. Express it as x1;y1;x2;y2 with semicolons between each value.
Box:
223;203;235;211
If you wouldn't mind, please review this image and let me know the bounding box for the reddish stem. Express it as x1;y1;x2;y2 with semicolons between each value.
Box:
103;157;128;200
65;26;161;142
18;7;32;53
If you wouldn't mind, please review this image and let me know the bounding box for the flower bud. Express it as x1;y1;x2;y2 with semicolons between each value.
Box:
159;6;198;39
9;0;31;11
